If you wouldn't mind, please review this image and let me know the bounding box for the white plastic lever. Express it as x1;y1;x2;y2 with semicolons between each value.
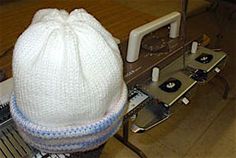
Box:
191;41;198;54
182;97;190;105
152;67;160;82
214;67;221;73
126;12;181;62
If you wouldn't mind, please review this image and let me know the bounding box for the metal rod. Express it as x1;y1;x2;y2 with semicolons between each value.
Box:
114;121;147;158
114;134;147;158
181;0;188;69
215;74;230;99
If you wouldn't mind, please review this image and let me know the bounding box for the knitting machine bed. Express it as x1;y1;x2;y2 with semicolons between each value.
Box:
0;120;69;158
0;119;32;158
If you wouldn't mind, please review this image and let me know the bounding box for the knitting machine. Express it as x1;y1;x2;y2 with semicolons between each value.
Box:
115;11;228;158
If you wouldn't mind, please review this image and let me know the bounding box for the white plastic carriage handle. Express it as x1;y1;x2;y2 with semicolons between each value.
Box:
126;12;181;62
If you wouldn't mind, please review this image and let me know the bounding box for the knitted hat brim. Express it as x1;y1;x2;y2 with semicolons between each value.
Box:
19;120;122;153
10;83;127;153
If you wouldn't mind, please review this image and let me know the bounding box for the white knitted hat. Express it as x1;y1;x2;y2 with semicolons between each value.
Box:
10;8;127;153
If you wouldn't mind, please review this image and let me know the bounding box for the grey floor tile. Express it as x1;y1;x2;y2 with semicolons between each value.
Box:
101;133;181;158
184;100;236;158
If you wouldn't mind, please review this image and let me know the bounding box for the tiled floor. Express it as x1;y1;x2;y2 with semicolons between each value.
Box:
101;2;236;158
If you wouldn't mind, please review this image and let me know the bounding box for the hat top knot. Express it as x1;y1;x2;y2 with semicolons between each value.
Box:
32;9;90;25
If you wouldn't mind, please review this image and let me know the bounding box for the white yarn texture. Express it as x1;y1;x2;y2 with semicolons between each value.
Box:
12;9;125;128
